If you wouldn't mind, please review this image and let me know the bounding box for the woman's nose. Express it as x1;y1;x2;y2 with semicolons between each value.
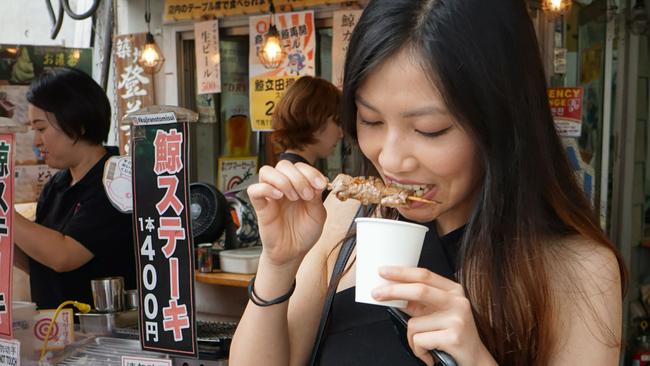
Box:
377;131;417;174
32;132;42;146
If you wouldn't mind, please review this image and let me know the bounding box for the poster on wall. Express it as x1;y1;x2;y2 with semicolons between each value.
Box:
194;20;221;95
131;114;197;357
332;9;363;89
113;33;156;154
221;40;251;156
548;87;583;138
163;0;349;22
0;133;15;338
217;157;257;193
248;10;315;131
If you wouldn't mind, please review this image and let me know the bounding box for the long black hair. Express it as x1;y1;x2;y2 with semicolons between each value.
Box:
341;1;626;364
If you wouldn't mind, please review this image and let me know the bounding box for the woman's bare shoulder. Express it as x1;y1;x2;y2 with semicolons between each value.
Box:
545;234;623;365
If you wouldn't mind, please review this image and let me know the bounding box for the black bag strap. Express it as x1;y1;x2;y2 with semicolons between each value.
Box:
308;205;366;366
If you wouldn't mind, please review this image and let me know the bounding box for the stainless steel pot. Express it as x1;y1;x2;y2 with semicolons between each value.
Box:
124;289;138;310
91;277;124;313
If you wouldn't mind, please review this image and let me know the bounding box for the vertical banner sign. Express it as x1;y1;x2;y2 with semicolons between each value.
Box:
248;11;315;131
194;20;221;95
113;33;155;154
548;87;583;138
332;9;363;89
131;113;197;356
0;134;14;339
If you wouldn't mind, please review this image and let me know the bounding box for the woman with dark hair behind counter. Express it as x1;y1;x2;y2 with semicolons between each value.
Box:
13;67;136;309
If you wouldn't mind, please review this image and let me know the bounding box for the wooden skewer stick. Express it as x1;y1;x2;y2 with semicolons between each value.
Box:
407;196;442;205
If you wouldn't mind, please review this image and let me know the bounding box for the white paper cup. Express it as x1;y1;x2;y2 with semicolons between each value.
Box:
355;218;429;308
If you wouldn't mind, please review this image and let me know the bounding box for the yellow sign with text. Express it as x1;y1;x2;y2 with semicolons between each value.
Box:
164;0;349;22
249;76;298;131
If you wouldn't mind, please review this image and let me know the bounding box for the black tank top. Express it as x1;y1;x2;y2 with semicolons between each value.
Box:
317;217;464;365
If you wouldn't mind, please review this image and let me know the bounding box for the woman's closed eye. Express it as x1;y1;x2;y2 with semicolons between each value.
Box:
416;126;452;138
359;119;383;127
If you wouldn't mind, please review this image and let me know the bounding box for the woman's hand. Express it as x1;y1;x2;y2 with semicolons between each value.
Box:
372;267;497;366
247;161;328;267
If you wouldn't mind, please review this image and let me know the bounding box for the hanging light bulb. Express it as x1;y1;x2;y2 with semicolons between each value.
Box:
259;24;286;69
138;32;164;73
542;0;572;15
258;0;286;69
137;0;164;73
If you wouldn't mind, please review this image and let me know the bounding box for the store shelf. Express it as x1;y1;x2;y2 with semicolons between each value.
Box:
195;270;253;287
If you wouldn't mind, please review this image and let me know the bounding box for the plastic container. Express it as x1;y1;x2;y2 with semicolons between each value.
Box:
219;247;262;274
12;301;38;362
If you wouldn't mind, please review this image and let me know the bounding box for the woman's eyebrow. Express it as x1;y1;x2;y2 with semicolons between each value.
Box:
355;95;380;113
400;105;448;118
357;95;447;118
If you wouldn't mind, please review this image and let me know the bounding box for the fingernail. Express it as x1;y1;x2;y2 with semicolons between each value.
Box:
314;177;326;188
372;288;384;299
271;189;283;198
379;266;394;276
303;188;314;200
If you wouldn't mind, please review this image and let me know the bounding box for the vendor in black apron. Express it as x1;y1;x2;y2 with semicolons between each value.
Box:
13;67;136;310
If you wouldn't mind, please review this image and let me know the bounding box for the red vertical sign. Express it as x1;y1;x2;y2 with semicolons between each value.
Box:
0;133;14;338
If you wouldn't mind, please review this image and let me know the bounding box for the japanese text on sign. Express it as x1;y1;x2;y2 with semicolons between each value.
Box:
332;9;363;88
194;20;221;95
0;134;13;338
122;356;172;366
163;0;349;22
0;339;20;366
217;157;257;192
133;121;196;356
249;76;297;131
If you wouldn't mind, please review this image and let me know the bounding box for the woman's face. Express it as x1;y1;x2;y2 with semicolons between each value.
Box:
313;117;343;159
28;104;78;169
355;50;482;232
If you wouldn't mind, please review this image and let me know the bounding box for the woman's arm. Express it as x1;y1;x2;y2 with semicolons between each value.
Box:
13;211;93;272
548;237;623;365
230;184;360;366
13;246;30;272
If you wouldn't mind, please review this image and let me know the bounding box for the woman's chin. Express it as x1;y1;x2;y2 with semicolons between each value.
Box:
396;205;439;224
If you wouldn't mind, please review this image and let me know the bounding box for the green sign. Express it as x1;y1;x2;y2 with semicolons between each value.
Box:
0;45;93;84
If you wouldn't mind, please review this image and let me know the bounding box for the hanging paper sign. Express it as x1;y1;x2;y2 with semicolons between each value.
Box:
163;0;348;22
122;356;172;366
548;87;583;137
104;156;133;213
194;20;221;95
249;76;298;131
113;33;155;154
33;309;74;350
332;9;363;88
0;338;19;366
217;157;257;193
0;134;14;339
132;116;197;357
249;10;315;78
248;10;314;131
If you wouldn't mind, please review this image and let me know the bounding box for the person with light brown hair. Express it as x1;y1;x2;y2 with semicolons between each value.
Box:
271;76;343;166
